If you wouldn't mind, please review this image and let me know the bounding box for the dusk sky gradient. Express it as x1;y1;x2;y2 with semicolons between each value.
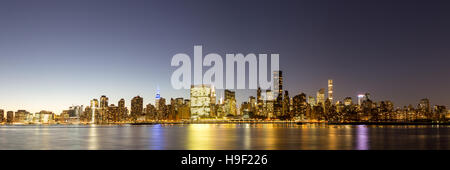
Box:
0;0;449;113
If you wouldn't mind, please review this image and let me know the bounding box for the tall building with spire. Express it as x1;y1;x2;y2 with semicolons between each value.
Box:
155;86;161;110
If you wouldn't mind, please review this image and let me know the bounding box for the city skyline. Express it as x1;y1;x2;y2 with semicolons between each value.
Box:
1;0;450;113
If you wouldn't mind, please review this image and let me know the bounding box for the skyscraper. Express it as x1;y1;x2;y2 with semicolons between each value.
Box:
0;109;4;123
257;87;263;116
357;94;365;106
316;88;325;106
90;99;98;124
190;84;214;118
224;89;237;116
274;70;283;117
273;71;283;97
100;95;109;108
155;87;161;110
308;96;316;107
328;79;333;103
344;97;353;106
6;111;14;123
118;98;125;108
131;96;143;122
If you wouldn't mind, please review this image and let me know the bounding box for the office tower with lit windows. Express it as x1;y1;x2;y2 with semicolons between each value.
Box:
190;84;214;118
357;94;365;106
100;95;109;108
257;87;263;116
131;96;143;122
90;99;99;123
293;93;307;117
316;88;325;106
283;90;290;116
265;90;274;118
308;96;316;107
6;111;14;123
344;97;353;106
273;70;283;117
224;89;237;116
210;86;217;117
14;110;30;123
118;98;125;108
0;109;4;123
328;79;333;103
118;98;127;122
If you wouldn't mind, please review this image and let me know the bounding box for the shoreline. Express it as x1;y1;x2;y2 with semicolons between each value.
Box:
2;121;450;126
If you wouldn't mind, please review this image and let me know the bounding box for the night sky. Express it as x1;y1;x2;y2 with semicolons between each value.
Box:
0;0;449;113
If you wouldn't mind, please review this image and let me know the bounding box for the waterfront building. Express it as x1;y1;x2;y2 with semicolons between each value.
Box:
6;111;14;123
181;99;191;119
118;99;128;122
145;103;157;120
90;99;99;123
156;97;167;120
14;110;31;123
0;109;4;123
35;110;54;124
190;84;214;118
131;96;143;122
68;105;83;123
293;93;307;117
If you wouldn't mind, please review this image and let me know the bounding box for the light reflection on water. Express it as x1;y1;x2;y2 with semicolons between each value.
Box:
0;124;449;150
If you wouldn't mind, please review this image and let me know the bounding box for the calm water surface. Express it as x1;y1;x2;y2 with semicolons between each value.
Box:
0;124;449;150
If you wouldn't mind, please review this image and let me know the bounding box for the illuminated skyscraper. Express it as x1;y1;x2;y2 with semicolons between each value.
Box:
316;88;325;106
100;95;108;108
344;97;353;106
328;79;333;103
265;90;274;118
6;111;14;123
273;70;283;117
90;99;98;124
257;87;263;116
308;96;316;107
0;109;4;123
131;96;143;122
118;98;125;108
224;89;237;116
357;94;365;106
155;86;161;110
190;84;214;118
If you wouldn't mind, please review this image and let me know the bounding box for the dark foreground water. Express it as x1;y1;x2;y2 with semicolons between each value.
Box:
0;124;449;150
